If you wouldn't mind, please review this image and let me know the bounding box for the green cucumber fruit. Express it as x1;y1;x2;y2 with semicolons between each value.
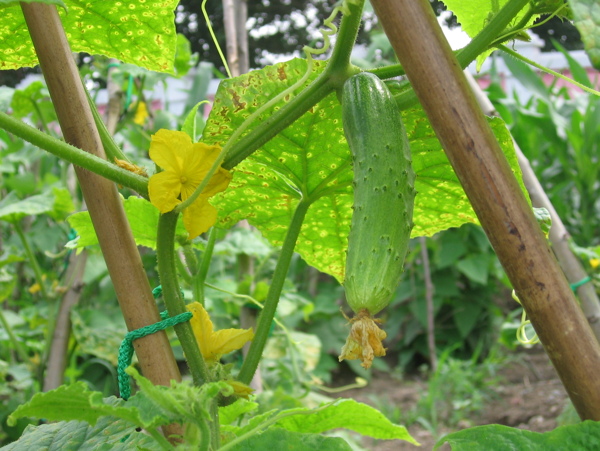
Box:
342;72;416;316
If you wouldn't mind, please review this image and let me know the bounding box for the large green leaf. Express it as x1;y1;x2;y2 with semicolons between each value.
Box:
275;398;419;444
1;417;162;451
0;190;55;223
7;382;172;429
435;421;600;450
570;0;600;69
0;0;177;72
205;59;526;281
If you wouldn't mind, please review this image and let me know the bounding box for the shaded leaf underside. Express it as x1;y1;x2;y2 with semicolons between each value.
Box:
205;59;527;282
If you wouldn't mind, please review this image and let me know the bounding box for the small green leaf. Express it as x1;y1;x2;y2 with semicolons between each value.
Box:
456;254;490;285
1;417;162;451
66;210;99;248
434;420;600;450
181;101;207;141
0;253;24;268
275;399;419;444
220;398;260;425
3;173;36;195
569;0;600;70
127;366;233;425
0;190;54;223
67;196;186;250
533;206;552;238
441;0;538;69
454;302;483;338
48;187;75;221
0;0;177;73
174;33;196;77
228;428;352;451
441;0;536;41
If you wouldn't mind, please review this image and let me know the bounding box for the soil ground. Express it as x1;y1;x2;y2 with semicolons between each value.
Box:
334;348;570;450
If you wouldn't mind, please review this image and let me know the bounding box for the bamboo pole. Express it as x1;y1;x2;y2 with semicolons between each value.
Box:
371;0;600;419
465;71;600;341
20;2;182;408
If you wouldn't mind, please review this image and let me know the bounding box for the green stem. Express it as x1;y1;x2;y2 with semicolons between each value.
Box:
148;428;174;450
238;199;311;384
175;254;193;285
386;0;531;111
0;308;29;364
84;87;130;163
156;211;210;386
369;0;528;84
489;7;534;48
220;0;365;170
325;0;365;84
198;413;211;451
499;44;600;97
455;0;531;67
14;222;49;301
210;401;220;450
221;78;333;170
195;227;217;305
0;112;149;197
30;98;51;136
368;64;405;79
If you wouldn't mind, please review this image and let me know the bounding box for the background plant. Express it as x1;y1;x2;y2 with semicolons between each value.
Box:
488;45;600;248
2;0;600;449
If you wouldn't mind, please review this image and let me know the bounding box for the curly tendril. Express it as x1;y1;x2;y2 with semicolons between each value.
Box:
512;290;540;345
217;4;347;159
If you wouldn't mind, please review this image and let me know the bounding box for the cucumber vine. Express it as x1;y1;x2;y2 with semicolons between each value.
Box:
1;0;592;448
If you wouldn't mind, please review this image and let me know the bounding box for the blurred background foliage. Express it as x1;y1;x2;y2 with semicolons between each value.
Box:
0;0;582;87
1;2;597;446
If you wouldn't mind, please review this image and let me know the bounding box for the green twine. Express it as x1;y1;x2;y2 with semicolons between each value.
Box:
571;276;592;291
152;285;163;298
117;310;192;400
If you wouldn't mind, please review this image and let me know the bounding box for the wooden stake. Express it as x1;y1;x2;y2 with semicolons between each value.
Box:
20;2;182;408
371;0;600;419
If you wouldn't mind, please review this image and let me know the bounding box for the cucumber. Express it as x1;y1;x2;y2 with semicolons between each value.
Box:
340;72;415;368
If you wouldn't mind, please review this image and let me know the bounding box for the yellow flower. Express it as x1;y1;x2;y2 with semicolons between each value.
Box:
133;101;149;125
590;258;600;269
186;302;254;364
339;309;386;369
225;380;254;399
28;274;46;294
148;130;232;239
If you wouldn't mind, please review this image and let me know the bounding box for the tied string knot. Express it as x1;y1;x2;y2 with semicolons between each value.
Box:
117;285;191;400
